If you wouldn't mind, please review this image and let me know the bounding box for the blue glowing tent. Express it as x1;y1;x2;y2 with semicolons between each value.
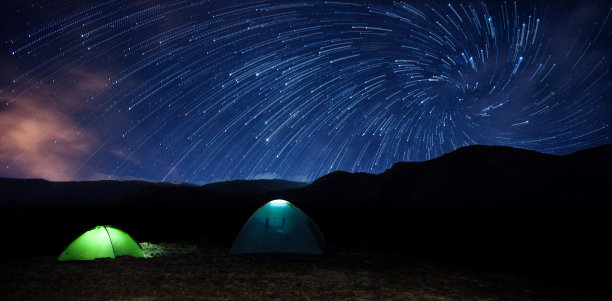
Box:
229;199;325;257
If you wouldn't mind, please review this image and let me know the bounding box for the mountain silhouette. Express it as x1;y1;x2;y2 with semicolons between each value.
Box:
202;179;308;196
1;144;610;287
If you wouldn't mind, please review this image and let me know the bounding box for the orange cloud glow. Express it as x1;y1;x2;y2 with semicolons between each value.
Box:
0;69;106;181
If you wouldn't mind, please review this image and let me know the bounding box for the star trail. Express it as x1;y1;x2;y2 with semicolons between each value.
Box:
1;0;610;183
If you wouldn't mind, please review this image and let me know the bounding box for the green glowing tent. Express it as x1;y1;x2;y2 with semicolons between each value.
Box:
229;199;325;257
58;225;144;261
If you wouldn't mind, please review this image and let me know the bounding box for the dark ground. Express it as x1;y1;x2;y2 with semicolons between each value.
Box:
0;242;604;301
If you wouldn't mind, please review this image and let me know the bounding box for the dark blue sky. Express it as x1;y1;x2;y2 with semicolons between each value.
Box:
0;0;610;184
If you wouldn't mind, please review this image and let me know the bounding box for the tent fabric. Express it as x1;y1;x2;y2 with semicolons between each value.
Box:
229;199;325;256
58;225;143;261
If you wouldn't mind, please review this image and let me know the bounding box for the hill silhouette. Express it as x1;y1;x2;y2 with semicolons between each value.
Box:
201;179;308;196
1;144;610;288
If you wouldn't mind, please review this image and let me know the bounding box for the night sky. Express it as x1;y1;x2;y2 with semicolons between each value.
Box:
0;0;610;184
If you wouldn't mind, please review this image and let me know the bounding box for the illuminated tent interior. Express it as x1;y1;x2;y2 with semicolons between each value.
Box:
58;225;144;261
229;199;325;257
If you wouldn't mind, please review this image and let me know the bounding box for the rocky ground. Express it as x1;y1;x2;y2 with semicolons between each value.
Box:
0;242;603;300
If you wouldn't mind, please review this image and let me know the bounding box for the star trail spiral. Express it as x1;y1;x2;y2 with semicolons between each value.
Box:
1;0;610;183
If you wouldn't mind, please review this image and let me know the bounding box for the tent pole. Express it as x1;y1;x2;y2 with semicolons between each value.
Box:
104;226;118;257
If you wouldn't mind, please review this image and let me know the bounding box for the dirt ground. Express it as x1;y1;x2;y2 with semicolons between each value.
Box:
0;242;603;301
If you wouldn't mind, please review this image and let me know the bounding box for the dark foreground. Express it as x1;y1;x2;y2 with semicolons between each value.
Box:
0;242;602;301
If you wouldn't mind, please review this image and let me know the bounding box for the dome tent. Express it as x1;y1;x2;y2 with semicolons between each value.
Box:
58;225;144;261
229;199;325;257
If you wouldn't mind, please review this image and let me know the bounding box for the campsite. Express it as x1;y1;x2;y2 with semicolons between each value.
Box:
1;145;610;300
